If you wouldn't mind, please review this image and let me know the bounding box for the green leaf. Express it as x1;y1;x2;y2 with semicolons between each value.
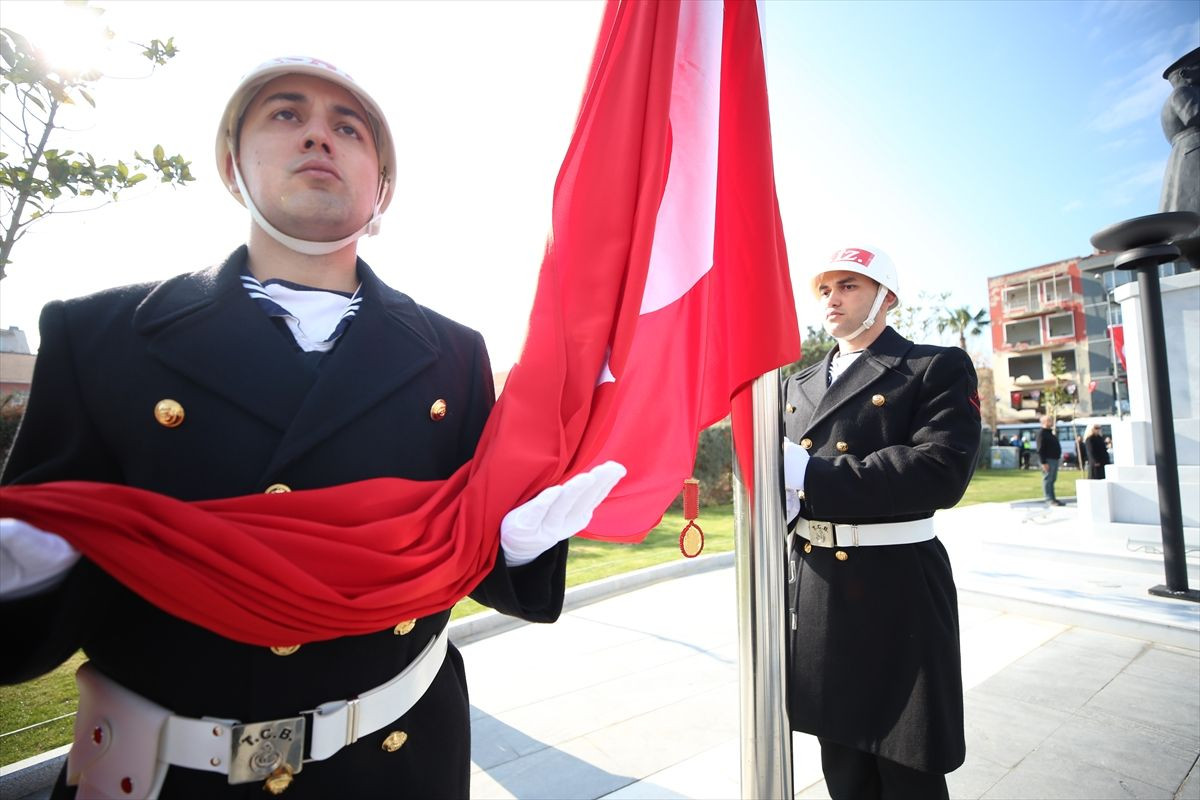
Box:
152;144;164;164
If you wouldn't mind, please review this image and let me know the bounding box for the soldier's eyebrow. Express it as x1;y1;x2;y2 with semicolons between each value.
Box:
258;92;368;128
259;91;306;106
332;105;368;127
818;276;859;292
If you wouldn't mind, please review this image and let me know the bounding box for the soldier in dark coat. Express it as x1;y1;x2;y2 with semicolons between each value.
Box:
0;58;621;799
1084;423;1110;480
781;246;981;800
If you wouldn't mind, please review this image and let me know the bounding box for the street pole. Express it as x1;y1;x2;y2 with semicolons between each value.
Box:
732;369;794;798
1092;211;1200;603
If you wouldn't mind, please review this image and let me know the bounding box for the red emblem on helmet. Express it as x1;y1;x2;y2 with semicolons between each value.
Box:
831;248;875;268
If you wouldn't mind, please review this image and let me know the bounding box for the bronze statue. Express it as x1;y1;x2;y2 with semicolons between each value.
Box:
1160;47;1200;250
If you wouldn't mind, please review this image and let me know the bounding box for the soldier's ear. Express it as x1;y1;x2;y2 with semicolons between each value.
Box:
885;291;898;311
224;153;240;194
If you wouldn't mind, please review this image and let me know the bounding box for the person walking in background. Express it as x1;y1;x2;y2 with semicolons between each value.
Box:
1037;414;1064;505
1084;423;1110;480
1019;434;1033;469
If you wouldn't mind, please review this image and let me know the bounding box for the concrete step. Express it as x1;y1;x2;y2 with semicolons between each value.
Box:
936;502;1200;650
975;539;1200;583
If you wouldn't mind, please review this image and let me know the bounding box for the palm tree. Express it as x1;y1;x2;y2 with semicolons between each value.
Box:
937;306;988;351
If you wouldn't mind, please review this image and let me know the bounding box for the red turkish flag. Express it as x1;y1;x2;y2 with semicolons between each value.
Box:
0;0;798;642
1109;324;1126;370
563;0;799;537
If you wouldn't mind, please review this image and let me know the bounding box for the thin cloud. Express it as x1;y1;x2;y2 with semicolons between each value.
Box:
1089;18;1198;136
1093;13;1197;68
1089;65;1168;133
1062;200;1084;213
1097;132;1150;152
1101;160;1167;207
1087;0;1157;25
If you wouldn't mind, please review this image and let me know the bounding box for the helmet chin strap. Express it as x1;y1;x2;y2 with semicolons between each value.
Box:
229;147;389;257
842;284;891;342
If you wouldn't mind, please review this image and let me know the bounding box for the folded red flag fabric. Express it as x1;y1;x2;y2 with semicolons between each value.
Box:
0;0;799;645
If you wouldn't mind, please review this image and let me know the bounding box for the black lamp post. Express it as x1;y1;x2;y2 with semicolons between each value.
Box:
1091;210;1199;603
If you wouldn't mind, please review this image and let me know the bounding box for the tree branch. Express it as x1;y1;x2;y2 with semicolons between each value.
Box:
1;91;59;275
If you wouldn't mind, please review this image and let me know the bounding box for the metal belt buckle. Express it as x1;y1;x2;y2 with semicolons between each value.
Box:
228;717;306;785
808;520;833;547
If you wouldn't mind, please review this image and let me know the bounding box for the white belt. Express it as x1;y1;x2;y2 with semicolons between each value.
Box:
164;626;449;779
69;626;449;797
797;517;934;548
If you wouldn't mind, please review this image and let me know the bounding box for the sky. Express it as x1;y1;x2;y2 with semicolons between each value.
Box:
1;0;1197;369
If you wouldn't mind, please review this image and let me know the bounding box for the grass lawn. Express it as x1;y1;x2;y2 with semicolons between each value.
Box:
0;465;1079;766
450;504;735;620
960;464;1085;505
0;651;85;767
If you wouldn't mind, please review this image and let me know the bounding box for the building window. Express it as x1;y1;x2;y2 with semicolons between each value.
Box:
1041;275;1071;305
1009;353;1044;381
1047;312;1074;339
1002;285;1031;313
1004;318;1041;347
1102;269;1134;293
1051;350;1076;373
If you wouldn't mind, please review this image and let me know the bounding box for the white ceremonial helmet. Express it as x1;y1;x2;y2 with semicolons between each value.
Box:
810;245;901;339
215;56;397;256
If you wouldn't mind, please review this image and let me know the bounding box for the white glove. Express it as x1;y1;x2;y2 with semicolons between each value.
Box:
783;438;810;490
500;461;627;567
783;438;810;524
0;518;81;600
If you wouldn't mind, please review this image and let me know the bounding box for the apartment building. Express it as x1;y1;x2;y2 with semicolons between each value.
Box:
988;253;1194;423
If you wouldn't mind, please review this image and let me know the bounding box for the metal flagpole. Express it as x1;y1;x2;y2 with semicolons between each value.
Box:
732;369;793;798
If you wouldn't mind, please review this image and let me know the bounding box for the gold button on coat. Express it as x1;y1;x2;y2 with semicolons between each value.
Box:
800;438;813;449
264;483;292;494
270;645;300;656
803;542;813;554
154;399;185;428
786;404;795;414
393;619;416;636
835;550;849;561
836;441;849;452
430;398;448;421
381;731;408;752
871;394;886;407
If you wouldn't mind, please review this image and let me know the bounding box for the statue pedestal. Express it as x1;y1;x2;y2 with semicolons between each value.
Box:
1076;271;1200;551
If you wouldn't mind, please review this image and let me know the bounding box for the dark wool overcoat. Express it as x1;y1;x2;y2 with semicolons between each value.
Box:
782;326;980;775
0;247;567;799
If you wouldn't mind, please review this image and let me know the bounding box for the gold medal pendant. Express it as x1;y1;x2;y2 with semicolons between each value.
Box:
679;520;704;558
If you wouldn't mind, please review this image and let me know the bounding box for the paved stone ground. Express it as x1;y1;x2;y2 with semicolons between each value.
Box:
463;500;1200;800
464;566;1199;800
